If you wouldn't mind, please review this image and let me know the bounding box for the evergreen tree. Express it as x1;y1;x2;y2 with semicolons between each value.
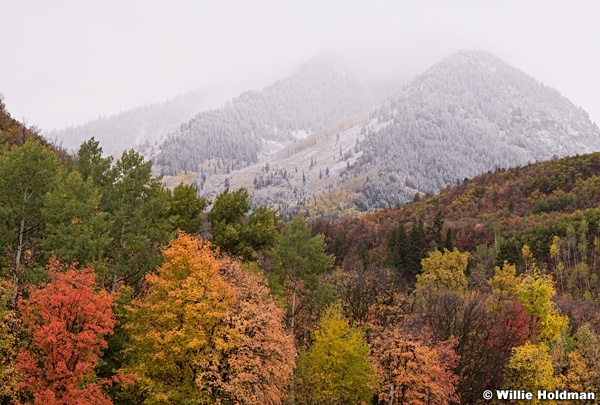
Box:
406;220;426;280
387;224;409;279
270;215;334;339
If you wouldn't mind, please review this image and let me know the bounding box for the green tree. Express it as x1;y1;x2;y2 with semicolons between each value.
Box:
41;170;111;265
406;220;426;279
295;304;373;405
387;224;409;278
207;188;279;261
169;183;209;234
76;137;113;189
270;215;335;338
0;141;61;297
102;150;173;290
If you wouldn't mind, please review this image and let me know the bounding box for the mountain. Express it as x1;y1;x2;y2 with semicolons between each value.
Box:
352;50;600;209
156;50;600;216
153;57;387;175
46;88;229;156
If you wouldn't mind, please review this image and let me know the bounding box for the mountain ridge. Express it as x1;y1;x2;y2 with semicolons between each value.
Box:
46;87;231;156
157;50;600;216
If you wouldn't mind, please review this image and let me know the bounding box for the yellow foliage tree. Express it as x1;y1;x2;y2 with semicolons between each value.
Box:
415;249;469;303
489;261;519;304
505;341;557;404
517;271;568;342
122;233;294;404
295;304;374;405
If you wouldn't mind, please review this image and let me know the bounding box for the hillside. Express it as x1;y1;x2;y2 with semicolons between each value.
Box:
306;150;600;404
47;88;229;156
4;95;600;405
0;94;71;163
1;94;47;146
313;151;600;283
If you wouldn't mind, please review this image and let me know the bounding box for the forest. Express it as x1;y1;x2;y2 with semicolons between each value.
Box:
2;96;600;405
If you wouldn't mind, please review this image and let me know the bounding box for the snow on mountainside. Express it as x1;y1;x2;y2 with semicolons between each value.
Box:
153;57;388;175
160;50;600;216
351;50;600;209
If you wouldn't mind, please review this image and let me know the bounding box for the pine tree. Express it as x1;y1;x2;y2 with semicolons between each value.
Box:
270;215;334;340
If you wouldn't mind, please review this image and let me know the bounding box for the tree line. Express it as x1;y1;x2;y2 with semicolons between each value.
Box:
2;136;600;404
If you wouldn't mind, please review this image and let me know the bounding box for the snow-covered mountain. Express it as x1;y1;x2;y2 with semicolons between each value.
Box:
352;50;600;208
153;57;388;175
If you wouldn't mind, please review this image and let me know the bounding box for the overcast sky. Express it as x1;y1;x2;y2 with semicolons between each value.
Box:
1;0;599;131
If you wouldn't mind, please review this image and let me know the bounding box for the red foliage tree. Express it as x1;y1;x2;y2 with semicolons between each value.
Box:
486;300;535;389
16;258;119;404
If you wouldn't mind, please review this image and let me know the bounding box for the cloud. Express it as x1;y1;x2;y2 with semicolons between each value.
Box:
1;0;599;130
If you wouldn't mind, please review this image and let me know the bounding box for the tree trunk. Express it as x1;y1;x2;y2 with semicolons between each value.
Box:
291;280;297;335
12;217;26;307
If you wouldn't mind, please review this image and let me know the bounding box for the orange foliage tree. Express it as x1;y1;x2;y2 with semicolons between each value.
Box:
216;259;295;404
123;233;294;404
371;327;460;405
16;258;119;404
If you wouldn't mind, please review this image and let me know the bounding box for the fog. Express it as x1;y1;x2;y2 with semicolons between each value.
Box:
1;0;599;131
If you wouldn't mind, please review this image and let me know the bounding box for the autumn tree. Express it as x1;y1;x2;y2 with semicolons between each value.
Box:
517;270;568;342
563;324;600;396
418;291;494;403
0;278;18;403
485;300;533;390
122;233;232;403
505;342;557;403
563;350;597;401
214;259;295;404
295;304;373;405
16;258;119;404
123;233;294;404
371;327;459;405
489;262;520;305
414;248;469;303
